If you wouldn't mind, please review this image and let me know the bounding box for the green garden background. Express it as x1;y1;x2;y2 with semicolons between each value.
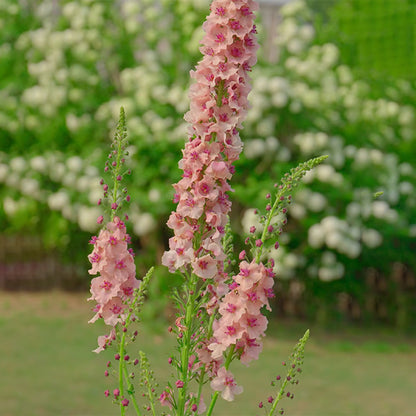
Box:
0;0;415;414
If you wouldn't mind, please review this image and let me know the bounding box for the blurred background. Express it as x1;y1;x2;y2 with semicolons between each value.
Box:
0;0;415;414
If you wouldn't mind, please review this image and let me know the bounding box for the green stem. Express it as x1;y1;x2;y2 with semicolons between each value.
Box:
196;312;216;405
145;376;156;416
255;187;284;264
176;273;198;416
268;329;309;416
119;331;126;416
111;129;124;221
206;345;235;416
254;156;328;264
122;364;142;416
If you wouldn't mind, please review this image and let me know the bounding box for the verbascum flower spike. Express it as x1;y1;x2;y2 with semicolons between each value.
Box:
162;0;259;302
88;108;141;353
207;158;326;385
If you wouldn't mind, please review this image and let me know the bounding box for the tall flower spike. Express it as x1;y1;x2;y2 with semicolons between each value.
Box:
88;108;140;352
162;0;259;302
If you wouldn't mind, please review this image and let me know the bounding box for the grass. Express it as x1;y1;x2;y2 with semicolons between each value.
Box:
0;291;415;416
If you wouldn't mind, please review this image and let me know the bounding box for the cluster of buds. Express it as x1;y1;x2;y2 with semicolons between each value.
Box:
97;107;132;222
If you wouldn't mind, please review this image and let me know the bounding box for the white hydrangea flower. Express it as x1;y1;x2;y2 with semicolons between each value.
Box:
343;241;361;259
265;136;279;152
0;163;8;182
3;197;18;216
346;202;360;218
241;208;263;235
372;200;389;219
62;172;77;188
244;139;266;159
306;192;327;212
325;231;342;250
30;155;47;173
10;157;26;172
66;156;83;172
77;205;101;232
271;92;288;108
148;189;161;202
308;223;324;248
48;190;70;211
289;203;306;219
132;212;156;236
20;178;40;197
318;262;344;281
362;229;383;248
76;176;91;193
399;181;413;195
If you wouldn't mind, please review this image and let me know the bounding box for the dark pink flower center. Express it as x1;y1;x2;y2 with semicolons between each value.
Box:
215;7;225;16
218;62;227;72
100;280;113;290
226;303;237;313
215;33;226;43
90;253;101;263
225;376;236;386
230;20;241;30
247;337;260;347
247;292;258;302
219;113;229;122
110;304;122;315
199;183;210;195
247;317;257;327
240;268;250;277
241;6;252;16
245;36;255;47
225;325;236;335
123;287;134;296
264;288;275;298
230;47;243;57
199;260;208;270
116;260;126;269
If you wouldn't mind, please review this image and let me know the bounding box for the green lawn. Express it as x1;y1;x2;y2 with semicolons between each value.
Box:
0;292;415;416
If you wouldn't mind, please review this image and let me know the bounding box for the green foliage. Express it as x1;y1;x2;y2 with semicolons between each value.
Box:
0;0;415;326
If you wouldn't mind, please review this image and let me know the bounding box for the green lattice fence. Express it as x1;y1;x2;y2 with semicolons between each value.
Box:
325;0;416;79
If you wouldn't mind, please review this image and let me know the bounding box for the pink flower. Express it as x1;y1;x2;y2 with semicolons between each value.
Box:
210;367;243;401
88;216;140;351
159;390;173;410
192;254;218;279
234;260;265;291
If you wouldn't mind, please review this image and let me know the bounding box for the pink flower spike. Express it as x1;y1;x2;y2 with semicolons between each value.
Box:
255;239;262;247
97;216;104;224
176;380;184;388
121;399;129;407
111;203;118;210
239;250;246;260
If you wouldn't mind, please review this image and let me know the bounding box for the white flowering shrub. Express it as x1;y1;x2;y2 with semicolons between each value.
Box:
233;0;416;323
0;0;415;324
0;0;210;260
